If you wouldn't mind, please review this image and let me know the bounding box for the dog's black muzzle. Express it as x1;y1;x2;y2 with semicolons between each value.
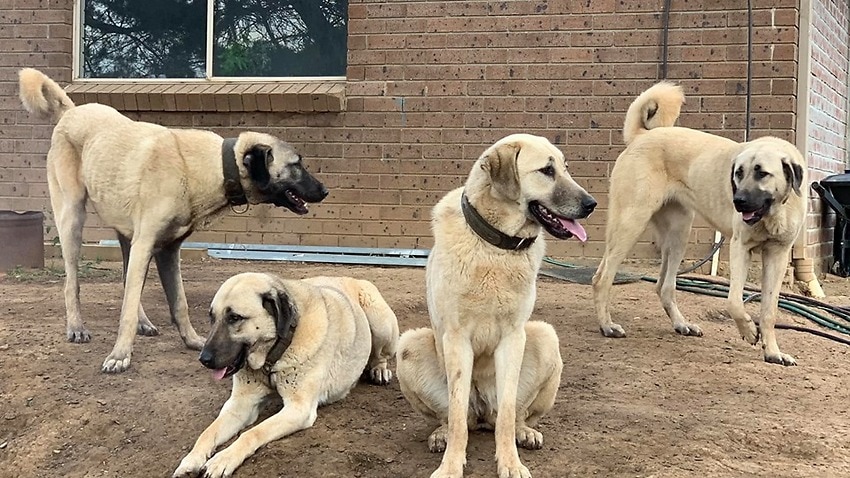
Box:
733;190;773;226
264;167;329;215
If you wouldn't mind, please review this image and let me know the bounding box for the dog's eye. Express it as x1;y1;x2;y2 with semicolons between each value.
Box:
756;170;770;180
539;165;555;177
735;167;744;179
227;314;245;325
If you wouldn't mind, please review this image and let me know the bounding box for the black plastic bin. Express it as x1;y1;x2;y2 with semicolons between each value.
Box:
812;172;850;276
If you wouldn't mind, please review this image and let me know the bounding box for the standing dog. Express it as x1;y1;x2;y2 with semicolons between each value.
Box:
18;68;328;373
397;134;596;478
592;81;807;365
173;273;398;478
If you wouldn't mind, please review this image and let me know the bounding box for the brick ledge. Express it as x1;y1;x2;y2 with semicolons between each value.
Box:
65;81;345;113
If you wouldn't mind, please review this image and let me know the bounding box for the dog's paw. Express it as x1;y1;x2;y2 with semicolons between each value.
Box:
600;324;626;338
516;425;543;450
737;320;760;346
67;328;92;343
173;453;206;477
368;365;393;385
101;353;131;373
764;352;797;366
498;462;532;478
201;450;244;478
183;333;206;351
430;464;464;478
137;321;159;336
428;425;448;453
673;322;703;337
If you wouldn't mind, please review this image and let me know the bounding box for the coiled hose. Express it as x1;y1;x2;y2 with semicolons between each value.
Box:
543;257;850;346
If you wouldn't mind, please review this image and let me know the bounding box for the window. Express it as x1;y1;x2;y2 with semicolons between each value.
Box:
78;0;348;80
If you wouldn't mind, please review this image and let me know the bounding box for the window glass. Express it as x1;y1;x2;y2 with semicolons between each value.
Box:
82;0;206;78
213;0;348;77
80;0;348;79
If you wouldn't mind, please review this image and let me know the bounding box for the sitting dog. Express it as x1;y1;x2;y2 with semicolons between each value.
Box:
397;134;595;478
173;273;399;478
18;68;328;373
592;81;808;365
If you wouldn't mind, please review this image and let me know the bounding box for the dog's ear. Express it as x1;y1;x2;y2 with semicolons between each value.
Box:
261;289;298;339
243;144;274;184
480;142;521;200
781;158;803;196
730;163;738;194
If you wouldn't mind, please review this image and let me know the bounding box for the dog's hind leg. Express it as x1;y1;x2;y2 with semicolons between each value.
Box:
396;327;475;454
47;142;90;343
356;280;399;385
101;232;156;372
651;202;702;336
154;240;204;350
593;201;659;338
514;321;563;451
118;234;158;337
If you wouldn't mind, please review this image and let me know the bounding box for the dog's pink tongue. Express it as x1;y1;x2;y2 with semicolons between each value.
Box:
560;219;588;242
212;368;228;381
741;211;755;221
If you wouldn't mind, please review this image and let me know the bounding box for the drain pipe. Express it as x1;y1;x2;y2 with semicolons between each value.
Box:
793;254;825;298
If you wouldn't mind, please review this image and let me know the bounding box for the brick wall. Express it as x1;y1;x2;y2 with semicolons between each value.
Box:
805;0;849;270
0;0;804;265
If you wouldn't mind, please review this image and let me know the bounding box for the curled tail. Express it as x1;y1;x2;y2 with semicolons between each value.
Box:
19;68;75;123
623;81;685;145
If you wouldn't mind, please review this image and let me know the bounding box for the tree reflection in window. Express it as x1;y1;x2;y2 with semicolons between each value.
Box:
81;0;347;79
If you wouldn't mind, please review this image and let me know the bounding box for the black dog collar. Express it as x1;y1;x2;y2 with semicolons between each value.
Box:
262;313;298;374
461;192;537;251
221;138;248;206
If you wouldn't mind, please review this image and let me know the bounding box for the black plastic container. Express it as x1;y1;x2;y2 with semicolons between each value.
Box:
812;171;850;276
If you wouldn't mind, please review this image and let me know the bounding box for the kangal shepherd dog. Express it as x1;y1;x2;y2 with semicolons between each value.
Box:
18;68;328;373
397;134;596;478
592;81;807;365
174;273;399;478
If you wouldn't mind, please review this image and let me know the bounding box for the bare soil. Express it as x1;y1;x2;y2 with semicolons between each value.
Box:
1;258;850;478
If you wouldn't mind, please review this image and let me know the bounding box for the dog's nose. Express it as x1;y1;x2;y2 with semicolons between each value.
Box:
319;185;329;199
732;195;747;208
199;349;215;369
581;196;597;213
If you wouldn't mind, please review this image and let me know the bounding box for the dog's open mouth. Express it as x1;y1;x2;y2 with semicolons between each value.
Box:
210;346;247;381
528;201;588;241
738;205;768;226
273;189;309;215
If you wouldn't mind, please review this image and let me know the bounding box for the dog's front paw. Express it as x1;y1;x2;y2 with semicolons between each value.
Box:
600;323;626;338
201;449;244;478
673;322;703;337
173;452;206;477
368;365;393;385
67;327;92;343
516;425;543;450
736;319;759;346
764;352;797;366
498;462;532;478
101;352;131;373
430;464;464;478
428;424;448;453
137;321;159;336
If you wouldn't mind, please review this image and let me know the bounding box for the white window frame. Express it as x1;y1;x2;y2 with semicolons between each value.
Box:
71;0;346;83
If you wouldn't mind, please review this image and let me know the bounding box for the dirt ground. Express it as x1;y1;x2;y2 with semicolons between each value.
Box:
1;257;850;478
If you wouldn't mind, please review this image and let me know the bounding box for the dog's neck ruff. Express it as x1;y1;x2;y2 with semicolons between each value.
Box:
262;315;298;374
221;138;248;206
461;192;537;251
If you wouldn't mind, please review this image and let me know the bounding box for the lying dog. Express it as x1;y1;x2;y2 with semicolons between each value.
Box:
592;81;808;365
18;68;328;373
173;273;399;478
398;134;595;478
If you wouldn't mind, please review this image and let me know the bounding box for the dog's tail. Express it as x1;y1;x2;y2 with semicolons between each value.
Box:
19;68;75;123
622;81;684;145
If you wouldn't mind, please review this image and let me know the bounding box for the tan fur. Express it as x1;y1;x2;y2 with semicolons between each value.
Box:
397;134;593;478
18;68;327;373
174;273;399;478
592;81;808;366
